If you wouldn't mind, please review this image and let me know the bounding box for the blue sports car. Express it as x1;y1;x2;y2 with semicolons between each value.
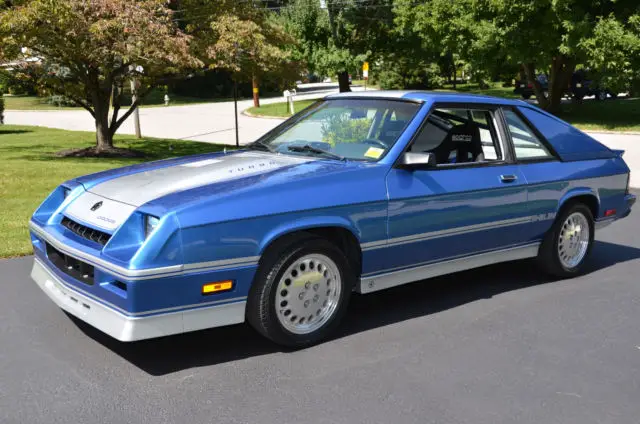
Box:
30;91;635;347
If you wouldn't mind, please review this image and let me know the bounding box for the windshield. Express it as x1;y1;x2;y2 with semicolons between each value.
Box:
256;99;420;161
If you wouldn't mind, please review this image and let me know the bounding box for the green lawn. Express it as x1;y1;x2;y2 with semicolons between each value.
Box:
0;125;226;258
3;90;235;110
435;82;520;99
3;95;78;110
555;97;640;132
246;99;317;117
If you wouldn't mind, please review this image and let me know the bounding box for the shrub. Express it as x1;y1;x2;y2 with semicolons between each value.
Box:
46;95;77;107
378;60;445;90
321;114;372;146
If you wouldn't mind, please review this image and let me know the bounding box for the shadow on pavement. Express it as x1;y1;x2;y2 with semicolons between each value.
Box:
71;240;640;376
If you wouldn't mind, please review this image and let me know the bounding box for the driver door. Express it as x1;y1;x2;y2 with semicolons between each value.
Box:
384;105;531;271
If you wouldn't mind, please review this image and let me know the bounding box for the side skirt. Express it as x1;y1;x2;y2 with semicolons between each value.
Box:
357;243;541;294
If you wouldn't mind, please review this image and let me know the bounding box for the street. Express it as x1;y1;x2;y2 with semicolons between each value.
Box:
3;83;351;145
1;192;639;424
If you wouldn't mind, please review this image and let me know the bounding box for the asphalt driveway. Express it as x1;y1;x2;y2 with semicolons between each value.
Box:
1;191;639;424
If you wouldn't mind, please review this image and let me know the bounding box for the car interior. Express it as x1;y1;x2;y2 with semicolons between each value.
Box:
408;108;503;165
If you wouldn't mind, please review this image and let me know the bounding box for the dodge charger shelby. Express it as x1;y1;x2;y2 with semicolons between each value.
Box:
29;91;635;347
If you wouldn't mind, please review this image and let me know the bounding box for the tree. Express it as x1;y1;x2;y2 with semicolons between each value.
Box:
179;0;296;107
0;0;200;153
281;0;332;78
395;0;639;112
581;14;640;96
207;12;294;107
473;0;640;112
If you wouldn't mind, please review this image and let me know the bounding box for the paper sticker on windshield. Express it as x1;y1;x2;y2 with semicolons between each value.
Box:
364;147;384;159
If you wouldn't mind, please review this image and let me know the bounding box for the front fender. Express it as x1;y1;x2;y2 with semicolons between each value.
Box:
259;215;361;254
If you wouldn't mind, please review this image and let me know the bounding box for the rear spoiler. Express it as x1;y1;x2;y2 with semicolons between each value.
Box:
611;149;625;157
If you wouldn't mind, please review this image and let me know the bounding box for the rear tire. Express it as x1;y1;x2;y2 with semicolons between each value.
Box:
538;203;594;278
247;235;354;347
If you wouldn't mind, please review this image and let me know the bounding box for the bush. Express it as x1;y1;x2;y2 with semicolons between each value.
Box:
378;60;445;90
321;113;372;146
46;95;77;107
0;69;38;96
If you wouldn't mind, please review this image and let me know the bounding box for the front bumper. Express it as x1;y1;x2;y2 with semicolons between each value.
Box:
31;258;246;342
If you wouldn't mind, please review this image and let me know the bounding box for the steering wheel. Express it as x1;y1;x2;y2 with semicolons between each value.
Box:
361;138;387;149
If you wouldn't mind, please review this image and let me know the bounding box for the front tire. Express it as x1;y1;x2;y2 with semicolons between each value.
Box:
247;236;354;347
538;203;594;277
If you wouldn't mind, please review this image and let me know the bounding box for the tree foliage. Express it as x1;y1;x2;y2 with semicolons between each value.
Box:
179;0;298;104
581;14;640;96
0;0;200;151
394;0;640;111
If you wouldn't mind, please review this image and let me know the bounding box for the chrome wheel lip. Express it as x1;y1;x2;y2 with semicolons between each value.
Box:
275;253;342;335
557;212;590;269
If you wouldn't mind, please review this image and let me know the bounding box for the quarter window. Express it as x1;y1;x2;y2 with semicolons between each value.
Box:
503;109;553;160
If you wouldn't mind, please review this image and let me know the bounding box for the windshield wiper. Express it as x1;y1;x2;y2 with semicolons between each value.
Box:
246;141;275;152
287;144;345;161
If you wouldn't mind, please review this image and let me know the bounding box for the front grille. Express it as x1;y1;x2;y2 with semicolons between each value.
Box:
45;243;95;285
61;216;111;246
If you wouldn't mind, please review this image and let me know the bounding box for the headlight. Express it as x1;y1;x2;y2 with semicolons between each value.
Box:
144;215;160;238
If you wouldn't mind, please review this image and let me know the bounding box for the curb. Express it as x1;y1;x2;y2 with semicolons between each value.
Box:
241;109;288;120
583;130;640;136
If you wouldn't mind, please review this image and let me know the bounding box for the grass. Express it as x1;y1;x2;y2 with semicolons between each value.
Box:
3;90;234;111
436;82;521;99
555;97;640;132
246;99;316;117
0;125;226;258
3;95;77;110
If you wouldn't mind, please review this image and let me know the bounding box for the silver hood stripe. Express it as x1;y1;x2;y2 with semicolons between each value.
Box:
88;152;313;207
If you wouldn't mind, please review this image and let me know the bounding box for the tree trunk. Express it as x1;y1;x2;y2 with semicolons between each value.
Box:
547;55;575;114
522;62;549;110
252;74;260;108
338;71;351;93
94;98;113;150
523;57;575;114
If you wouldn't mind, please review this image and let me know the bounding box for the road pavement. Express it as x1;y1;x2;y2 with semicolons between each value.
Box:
3;83;353;145
1;191;639;424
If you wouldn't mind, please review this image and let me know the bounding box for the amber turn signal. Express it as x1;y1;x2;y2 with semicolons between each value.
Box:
202;280;233;295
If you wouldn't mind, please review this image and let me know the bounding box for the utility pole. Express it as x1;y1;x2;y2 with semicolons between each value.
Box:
130;78;141;138
234;43;241;147
130;65;143;138
234;76;239;147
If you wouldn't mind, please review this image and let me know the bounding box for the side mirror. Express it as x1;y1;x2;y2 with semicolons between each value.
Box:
397;152;437;170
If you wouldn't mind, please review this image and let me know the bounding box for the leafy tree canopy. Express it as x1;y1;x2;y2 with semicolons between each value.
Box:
0;0;200;152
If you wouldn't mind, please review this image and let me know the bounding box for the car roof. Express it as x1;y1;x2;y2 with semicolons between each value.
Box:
325;90;527;106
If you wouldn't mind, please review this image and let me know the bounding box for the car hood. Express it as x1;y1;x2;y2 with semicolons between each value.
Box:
86;151;315;208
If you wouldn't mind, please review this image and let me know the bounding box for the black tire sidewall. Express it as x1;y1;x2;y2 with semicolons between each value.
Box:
249;237;354;347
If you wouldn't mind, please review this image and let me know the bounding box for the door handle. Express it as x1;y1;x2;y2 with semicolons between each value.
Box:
500;174;518;183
